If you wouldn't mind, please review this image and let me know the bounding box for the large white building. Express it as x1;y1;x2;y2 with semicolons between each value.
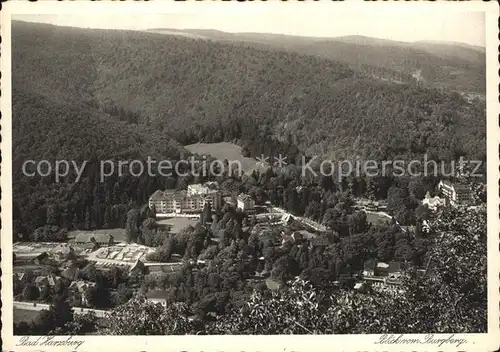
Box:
237;193;255;213
422;191;446;212
149;184;221;215
438;180;471;206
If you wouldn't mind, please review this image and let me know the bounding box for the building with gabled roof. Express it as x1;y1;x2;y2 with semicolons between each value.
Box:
69;280;96;306
34;276;49;288
14;272;26;282
74;233;114;246
69;280;96;293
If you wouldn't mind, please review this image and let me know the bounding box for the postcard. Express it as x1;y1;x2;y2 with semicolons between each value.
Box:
1;1;498;351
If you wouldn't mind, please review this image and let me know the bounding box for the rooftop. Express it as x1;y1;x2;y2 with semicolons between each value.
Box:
188;184;219;195
440;180;471;191
34;276;48;284
376;262;390;269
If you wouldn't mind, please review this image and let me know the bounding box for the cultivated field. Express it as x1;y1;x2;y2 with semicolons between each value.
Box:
185;142;267;174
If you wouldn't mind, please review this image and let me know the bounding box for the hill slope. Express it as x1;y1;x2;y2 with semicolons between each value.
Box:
147;29;485;94
12;87;185;237
13;21;485;164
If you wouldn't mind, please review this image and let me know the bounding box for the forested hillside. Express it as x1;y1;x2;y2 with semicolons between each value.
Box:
149;29;486;94
11;20;487;336
13;21;486;163
12;88;185;238
12;21;486;236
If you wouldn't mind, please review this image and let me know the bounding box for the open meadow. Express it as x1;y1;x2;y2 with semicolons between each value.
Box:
185;142;267;174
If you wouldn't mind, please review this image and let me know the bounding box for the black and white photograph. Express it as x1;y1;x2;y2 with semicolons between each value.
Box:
1;2;498;351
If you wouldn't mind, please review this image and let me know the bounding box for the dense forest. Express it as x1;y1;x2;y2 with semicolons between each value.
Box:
12;89;185;238
12;21;486;238
149;29;486;94
13;21;486;162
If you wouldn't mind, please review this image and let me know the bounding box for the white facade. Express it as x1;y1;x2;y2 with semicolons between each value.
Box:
237;194;255;212
438;181;471;206
422;192;445;212
149;185;221;215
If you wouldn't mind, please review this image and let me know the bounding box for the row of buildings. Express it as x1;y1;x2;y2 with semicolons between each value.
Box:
14;271;98;306
148;182;257;215
149;184;222;214
437;180;472;206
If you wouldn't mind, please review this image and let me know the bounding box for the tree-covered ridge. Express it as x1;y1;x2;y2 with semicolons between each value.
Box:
12;88;183;162
12;88;185;237
147;29;486;94
13;21;485;163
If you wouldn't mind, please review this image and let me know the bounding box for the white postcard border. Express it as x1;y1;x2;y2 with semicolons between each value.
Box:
1;1;499;351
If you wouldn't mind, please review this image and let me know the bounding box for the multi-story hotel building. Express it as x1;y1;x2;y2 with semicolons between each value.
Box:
237;193;256;213
438;180;471;206
148;184;221;214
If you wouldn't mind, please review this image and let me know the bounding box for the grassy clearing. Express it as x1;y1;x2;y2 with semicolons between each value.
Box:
185;142;267;174
156;217;199;234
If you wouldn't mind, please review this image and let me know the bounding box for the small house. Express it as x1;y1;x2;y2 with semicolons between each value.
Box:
237;193;256;213
34;275;59;291
375;262;390;276
422;192;445;212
